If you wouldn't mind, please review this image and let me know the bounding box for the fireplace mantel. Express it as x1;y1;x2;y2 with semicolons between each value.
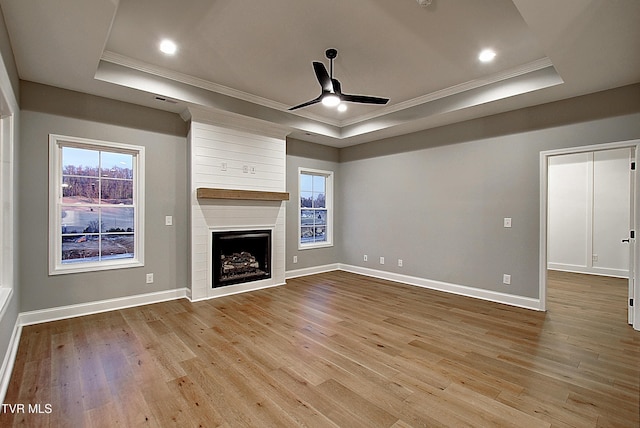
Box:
197;188;290;201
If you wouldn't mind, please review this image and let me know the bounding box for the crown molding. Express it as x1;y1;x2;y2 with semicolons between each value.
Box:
182;105;292;140
339;57;555;127
101;51;556;135
100;51;342;127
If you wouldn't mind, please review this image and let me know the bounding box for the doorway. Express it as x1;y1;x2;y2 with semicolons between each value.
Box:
540;140;640;330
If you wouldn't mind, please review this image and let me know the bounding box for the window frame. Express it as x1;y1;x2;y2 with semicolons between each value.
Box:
48;134;145;275
298;167;333;250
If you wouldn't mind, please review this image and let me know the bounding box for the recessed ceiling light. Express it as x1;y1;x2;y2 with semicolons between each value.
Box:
337;103;347;112
478;49;496;63
159;39;177;55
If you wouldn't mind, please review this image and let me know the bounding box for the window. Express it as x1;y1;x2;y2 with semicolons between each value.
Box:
299;168;333;249
49;135;144;274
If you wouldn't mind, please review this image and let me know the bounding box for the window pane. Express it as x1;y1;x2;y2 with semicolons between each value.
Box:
62;234;100;262
100;178;133;205
313;226;327;242
312;175;325;193
314;210;327;226
300;227;315;243
313;192;325;208
300;173;313;192
61;206;100;234
101;152;133;178
102;207;134;232
301;209;315;225
62;147;99;176
300;192;313;208
62;176;100;202
101;233;134;260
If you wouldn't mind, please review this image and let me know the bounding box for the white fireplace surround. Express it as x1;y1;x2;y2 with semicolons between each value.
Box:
187;108;290;301
209;225;275;293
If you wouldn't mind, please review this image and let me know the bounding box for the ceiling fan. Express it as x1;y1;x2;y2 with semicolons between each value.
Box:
288;48;389;111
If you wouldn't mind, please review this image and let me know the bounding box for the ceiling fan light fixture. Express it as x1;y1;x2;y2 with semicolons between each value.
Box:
321;94;341;107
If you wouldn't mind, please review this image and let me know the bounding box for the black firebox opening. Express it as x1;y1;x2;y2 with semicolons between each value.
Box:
212;230;271;288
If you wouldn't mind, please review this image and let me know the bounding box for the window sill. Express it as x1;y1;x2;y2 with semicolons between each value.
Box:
49;259;144;276
299;243;334;251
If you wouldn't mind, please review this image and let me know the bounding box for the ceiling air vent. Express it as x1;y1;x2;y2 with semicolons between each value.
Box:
154;95;178;104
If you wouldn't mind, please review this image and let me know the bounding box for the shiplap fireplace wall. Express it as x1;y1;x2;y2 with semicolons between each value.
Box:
186;108;290;301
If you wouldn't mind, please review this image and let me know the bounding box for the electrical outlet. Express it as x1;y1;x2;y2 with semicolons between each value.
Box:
250;166;256;174
293;255;298;264
221;162;227;171
592;254;598;262
146;273;154;284
503;274;511;285
398;259;403;267
364;255;368;262
380;256;385;265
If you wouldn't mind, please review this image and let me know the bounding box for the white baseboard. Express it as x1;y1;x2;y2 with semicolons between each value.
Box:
547;264;629;279
0;317;21;404
190;280;287;302
339;264;543;311
19;288;189;326
285;263;340;279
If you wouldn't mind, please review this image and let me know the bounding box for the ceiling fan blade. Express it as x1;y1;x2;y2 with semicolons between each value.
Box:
313;62;333;92
341;94;389;105
331;78;342;95
288;96;322;111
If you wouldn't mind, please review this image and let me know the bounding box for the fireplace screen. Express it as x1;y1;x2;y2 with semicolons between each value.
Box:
212;230;271;287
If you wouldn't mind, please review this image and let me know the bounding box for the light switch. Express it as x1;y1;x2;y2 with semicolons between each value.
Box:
165;215;173;226
503;217;512;228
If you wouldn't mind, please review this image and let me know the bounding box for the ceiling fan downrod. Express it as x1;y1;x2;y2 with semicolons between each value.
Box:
326;48;337;80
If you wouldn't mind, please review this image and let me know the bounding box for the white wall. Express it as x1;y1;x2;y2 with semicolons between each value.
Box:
547;148;631;277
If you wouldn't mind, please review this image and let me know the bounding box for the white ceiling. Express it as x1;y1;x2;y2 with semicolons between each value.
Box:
1;0;639;147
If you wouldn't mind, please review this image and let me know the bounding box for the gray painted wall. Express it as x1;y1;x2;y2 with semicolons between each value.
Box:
286;138;341;271
19;82;189;312
338;84;640;299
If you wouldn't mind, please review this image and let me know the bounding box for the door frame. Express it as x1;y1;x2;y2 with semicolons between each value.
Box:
539;139;640;331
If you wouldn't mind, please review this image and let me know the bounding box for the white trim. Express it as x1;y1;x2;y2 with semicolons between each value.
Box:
48;134;145;275
207;225;276;299
191;280;286;303
18;288;188;326
102;50;552;131
286;263;340;279
184;106;292;140
340;57;555;127
0;315;21;404
339;264;542;311
547;265;629;279
298;167;334;250
540;139;640;331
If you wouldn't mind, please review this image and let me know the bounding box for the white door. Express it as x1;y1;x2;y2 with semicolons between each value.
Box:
627;148;635;325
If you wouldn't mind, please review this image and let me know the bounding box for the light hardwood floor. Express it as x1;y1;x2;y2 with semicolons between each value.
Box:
1;270;638;427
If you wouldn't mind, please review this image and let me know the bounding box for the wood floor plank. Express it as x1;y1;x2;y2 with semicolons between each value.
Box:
1;270;638;427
